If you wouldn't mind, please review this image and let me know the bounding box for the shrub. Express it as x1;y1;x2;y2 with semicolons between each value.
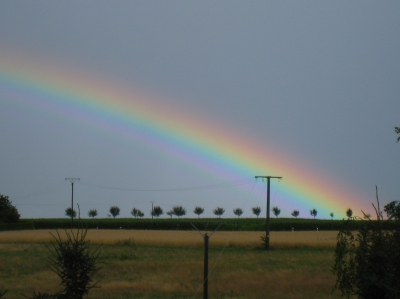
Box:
0;194;20;223
46;228;102;299
333;187;400;298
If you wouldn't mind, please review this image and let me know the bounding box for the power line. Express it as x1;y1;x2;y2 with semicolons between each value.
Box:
80;178;254;192
10;182;66;201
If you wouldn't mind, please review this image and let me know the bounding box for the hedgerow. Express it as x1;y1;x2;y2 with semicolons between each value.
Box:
17;217;399;231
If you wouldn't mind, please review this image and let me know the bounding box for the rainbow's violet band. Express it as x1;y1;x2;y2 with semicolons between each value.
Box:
0;51;370;217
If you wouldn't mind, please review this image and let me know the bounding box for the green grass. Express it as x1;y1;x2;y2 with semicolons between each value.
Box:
0;242;346;299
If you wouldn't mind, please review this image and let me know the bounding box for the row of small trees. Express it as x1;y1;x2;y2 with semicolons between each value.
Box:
64;205;356;219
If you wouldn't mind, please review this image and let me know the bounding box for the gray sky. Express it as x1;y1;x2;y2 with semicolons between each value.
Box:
0;1;399;219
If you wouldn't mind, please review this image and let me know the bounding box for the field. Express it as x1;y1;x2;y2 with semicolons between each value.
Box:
0;229;346;298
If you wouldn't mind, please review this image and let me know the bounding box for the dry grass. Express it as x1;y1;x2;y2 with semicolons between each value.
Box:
0;230;344;298
0;229;338;248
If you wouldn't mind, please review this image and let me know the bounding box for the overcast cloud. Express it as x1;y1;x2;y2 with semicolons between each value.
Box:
0;1;399;219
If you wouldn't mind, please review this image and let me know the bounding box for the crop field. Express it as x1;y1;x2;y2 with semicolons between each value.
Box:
0;229;338;248
0;230;346;299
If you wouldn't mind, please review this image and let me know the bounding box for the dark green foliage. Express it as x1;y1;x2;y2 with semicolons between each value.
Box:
151;206;163;218
0;194;20;223
0;221;34;231
172;205;186;218
333;188;400;298
109;206;120;219
131;207;144;218
330;212;334;220
213;207;225;218
27;217;399;231
291;210;299;218
0;290;7;299
64;208;76;219
88;209;97;218
46;228;102;299
193;206;204;218
252;206;261;218
384;200;400;220
346;208;353;218
233;208;243;218
395;126;400;142
272;206;281;218
310;209;317;219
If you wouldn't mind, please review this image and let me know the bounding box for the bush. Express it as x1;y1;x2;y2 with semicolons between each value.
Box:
46;228;102;299
333;188;400;298
0;194;20;223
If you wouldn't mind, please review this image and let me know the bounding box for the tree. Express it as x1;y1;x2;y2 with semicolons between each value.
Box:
166;210;174;218
291;210;299;218
233;208;243;218
0;194;20;223
193;206;204;218
109;206;120;219
333;187;400;298
213;207;225;218
172;205;186;218
137;210;144;218
395;126;400;142
252;206;261;218
88;209;98;218
65;207;76;219
272;206;281;218
310;209;317;219
330;212;334;220
151;206;163;218
46;227;102;299
346;208;353;218
131;208;144;218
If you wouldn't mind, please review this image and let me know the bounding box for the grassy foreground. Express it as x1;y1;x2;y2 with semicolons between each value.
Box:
0;230;345;299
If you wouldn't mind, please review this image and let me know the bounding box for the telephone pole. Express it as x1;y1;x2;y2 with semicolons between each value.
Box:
255;175;282;249
151;201;155;219
65;178;80;227
191;222;222;299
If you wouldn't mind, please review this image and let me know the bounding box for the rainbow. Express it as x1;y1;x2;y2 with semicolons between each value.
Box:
0;49;371;218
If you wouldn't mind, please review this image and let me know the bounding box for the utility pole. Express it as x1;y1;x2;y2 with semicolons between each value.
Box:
65;178;80;228
203;233;209;299
151;201;155;219
255;175;282;249
191;222;223;299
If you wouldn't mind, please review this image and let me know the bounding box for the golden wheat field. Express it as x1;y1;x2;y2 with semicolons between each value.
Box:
0;229;338;248
0;230;343;298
